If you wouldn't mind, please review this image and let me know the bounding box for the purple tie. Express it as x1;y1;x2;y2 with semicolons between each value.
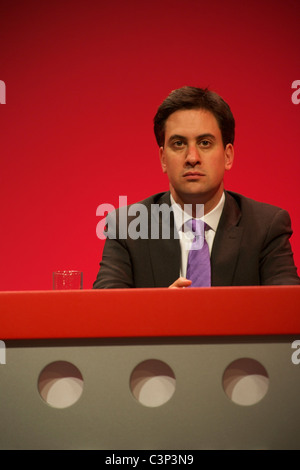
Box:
186;219;211;287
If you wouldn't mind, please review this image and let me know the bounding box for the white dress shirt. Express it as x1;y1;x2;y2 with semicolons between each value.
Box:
170;192;225;278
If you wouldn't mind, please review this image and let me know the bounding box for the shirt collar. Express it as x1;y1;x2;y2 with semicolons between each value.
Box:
170;191;225;233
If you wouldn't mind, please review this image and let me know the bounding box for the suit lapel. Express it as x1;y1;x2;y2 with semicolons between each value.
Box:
148;192;181;287
211;191;243;286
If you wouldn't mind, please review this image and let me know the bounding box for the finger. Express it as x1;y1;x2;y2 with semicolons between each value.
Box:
169;277;192;288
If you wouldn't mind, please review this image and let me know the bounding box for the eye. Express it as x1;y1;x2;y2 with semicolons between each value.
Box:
199;139;211;147
172;140;185;148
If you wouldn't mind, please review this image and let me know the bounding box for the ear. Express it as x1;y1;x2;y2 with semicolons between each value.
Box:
159;146;167;173
224;143;234;170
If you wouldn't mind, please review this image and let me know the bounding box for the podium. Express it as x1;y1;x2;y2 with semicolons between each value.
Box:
0;286;299;450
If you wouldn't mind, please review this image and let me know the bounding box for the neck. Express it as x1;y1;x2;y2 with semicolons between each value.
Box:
170;186;224;216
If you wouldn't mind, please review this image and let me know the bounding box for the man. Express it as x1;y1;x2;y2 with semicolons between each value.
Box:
93;86;300;288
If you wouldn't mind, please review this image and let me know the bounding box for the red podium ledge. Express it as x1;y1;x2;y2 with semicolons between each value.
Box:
0;286;299;340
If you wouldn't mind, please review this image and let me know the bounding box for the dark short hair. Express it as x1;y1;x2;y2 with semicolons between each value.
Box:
153;86;235;148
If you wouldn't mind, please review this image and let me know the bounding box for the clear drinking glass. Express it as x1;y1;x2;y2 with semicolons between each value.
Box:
53;270;83;290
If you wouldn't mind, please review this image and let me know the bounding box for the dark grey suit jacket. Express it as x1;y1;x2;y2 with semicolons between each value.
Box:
93;191;300;288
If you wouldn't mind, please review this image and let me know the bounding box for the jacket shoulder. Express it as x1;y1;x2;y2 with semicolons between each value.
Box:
131;191;170;207
226;190;287;215
107;192;171;230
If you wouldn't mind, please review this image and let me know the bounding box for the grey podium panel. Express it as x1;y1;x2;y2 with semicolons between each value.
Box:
0;336;299;449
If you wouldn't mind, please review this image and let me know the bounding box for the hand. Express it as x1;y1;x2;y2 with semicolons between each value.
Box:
169;276;192;288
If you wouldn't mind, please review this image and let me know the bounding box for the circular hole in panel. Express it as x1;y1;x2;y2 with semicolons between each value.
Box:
222;358;269;406
130;359;176;407
38;361;84;409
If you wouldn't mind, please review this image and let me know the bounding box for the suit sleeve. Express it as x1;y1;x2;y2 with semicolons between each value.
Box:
93;209;134;288
93;236;134;289
259;209;300;285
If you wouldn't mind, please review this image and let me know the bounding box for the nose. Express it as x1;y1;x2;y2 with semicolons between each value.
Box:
185;145;200;166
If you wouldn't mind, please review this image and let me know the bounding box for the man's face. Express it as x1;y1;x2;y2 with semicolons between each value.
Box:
159;108;234;212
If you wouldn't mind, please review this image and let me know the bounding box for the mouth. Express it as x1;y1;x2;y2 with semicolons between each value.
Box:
183;171;205;179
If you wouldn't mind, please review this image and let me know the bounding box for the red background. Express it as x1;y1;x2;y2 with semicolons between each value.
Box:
1;0;299;291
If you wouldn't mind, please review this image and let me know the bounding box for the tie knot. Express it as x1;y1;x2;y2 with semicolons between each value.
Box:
186;218;208;236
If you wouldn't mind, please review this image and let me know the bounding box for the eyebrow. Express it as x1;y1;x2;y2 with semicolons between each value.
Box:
167;133;216;144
